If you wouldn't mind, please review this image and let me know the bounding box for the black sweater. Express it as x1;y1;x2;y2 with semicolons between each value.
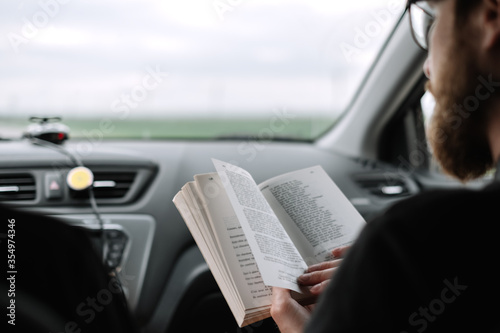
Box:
306;180;500;332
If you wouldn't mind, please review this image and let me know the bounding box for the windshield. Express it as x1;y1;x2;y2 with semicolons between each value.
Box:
0;0;404;141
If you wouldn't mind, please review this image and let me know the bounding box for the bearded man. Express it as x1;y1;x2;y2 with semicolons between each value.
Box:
271;0;500;332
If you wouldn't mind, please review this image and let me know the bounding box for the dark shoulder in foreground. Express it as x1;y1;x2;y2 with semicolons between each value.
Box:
0;204;139;333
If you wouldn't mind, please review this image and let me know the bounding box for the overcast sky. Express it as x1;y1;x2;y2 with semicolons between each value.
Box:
0;0;405;119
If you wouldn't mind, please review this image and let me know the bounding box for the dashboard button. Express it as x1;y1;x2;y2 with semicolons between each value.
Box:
45;173;63;199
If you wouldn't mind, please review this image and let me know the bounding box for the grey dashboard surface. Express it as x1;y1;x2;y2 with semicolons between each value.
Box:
0;139;419;327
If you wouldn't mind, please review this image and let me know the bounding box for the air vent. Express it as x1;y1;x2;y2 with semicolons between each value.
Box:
355;175;411;198
70;171;136;200
0;174;36;201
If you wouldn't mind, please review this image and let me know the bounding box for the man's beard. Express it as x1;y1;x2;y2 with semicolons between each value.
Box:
425;31;493;182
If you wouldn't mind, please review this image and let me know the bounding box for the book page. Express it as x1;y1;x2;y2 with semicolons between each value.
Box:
194;173;273;308
258;166;366;264
173;188;242;320
212;159;307;293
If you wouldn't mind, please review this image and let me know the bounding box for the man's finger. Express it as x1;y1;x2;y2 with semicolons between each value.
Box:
305;259;342;273
331;245;351;258
298;267;337;285
309;279;330;295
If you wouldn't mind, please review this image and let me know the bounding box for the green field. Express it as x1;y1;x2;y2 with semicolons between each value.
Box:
0;117;337;141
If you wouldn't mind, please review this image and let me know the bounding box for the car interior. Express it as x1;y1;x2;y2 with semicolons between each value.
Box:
0;1;492;332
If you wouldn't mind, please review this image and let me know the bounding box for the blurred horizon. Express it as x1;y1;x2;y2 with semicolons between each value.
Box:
0;0;404;138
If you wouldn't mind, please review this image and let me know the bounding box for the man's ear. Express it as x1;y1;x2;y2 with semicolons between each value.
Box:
481;0;500;50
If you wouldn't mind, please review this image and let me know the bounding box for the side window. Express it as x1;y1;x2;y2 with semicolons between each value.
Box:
378;79;430;175
420;90;435;129
419;90;442;174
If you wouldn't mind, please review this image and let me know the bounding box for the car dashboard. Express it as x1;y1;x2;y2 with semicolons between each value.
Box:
0;138;421;332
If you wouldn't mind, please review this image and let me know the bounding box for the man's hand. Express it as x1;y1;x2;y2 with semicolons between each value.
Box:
270;287;312;333
297;245;350;295
270;246;350;332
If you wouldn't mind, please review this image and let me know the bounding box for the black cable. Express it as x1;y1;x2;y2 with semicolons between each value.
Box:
30;137;82;166
29;138;109;269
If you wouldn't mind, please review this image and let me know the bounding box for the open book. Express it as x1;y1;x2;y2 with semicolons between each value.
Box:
172;159;366;327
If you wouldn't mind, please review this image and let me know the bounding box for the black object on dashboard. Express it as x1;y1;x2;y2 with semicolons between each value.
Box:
23;116;69;145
